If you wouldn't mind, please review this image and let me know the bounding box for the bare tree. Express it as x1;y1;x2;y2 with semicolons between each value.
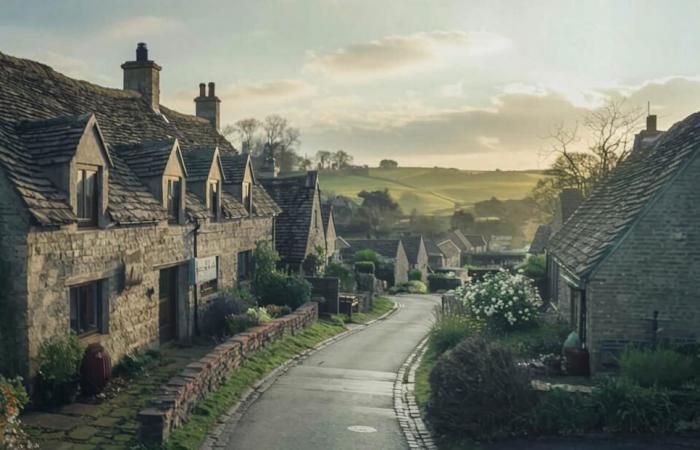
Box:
262;115;288;145
315;150;332;170
333;150;353;169
544;98;642;197
234;118;260;153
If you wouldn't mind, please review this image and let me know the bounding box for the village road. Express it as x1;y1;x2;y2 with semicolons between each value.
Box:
216;294;439;450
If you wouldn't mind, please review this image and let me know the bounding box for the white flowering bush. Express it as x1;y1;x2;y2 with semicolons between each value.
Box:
455;269;543;330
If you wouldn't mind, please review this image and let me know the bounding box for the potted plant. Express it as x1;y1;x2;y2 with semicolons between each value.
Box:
35;333;83;406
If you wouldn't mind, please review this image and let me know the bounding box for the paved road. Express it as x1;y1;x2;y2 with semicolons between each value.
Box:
217;294;439;450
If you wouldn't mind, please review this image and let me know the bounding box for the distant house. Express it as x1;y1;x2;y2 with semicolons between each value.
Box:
436;239;461;268
464;234;487;253
425;239;445;270
261;171;326;273
400;235;429;280
334;236;351;263
345;239;409;285
321;202;337;263
548;113;700;372
445;229;486;265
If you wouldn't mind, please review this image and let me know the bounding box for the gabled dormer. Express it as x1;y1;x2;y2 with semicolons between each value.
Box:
18;113;112;228
182;147;225;222
114;139;188;224
220;153;255;215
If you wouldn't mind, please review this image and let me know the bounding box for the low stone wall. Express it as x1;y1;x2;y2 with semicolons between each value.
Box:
138;302;319;443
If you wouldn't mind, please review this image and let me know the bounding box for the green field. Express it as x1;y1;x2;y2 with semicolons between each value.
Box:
319;167;546;215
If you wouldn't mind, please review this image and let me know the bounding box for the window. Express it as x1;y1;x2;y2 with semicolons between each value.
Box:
76;168;98;225
237;250;253;280
70;281;106;336
242;182;251;213
209;181;219;218
167;178;181;222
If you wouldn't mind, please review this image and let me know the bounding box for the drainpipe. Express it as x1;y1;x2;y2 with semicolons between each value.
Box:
193;219;201;336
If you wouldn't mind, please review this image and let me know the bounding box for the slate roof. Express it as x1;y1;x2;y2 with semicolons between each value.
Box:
464;234;487;248
0;51;234;226
548;111;700;279
261;173;318;265
446;230;471;252
436;239;460;258
220;153;249;184
113;139;180;180
528;224;552;254
424;239;442;256
182;148;219;181
345;239;402;260
401;235;425;264
16;113;94;166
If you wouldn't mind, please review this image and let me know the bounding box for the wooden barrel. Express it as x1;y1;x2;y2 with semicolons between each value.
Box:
80;343;112;395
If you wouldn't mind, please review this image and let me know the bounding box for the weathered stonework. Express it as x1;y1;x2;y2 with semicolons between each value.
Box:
139;302;318;443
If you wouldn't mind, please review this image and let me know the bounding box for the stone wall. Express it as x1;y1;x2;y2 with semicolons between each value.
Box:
139;302;318;443
585;154;700;371
0;169;31;377
306;276;339;315
21;215;273;378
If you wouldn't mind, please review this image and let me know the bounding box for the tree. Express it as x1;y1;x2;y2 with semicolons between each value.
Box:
357;189;402;236
332;150;353;169
379;159;398;169
262;115;288;145
233;118;260;153
315;150;332;170
299;155;313;171
544;98;642;197
450;210;475;232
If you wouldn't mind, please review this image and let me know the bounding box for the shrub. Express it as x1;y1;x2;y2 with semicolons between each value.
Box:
354;249;380;265
408;269;423;281
391;280;428;295
354;261;375;274
455;270;542;330
429;314;482;355
325;262;355;290
496;321;570;359
528;389;594;435
203;289;257;338
35;333;83;406
0;376;35;449
246;307;272;324
516;254;546;282
265;304;292;318
427;273;462;292
252;240;280;294
427;336;534;439
620;347;695;389
375;262;396;285
225;314;258;335
112;350;160;378
257;273;311;309
591;378;677;433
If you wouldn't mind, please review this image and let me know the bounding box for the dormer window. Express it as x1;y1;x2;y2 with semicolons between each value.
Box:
167;178;182;222
242;181;252;213
76;167;99;226
209;181;219;218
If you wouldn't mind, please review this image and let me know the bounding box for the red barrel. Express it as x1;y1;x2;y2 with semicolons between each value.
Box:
80;343;112;395
564;347;590;376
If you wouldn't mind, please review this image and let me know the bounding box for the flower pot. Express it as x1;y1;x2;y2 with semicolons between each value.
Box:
564;347;590;376
36;374;80;407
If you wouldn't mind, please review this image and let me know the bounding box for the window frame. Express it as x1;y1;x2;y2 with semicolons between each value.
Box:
69;280;108;337
209;180;219;219
76;166;99;227
242;181;252;213
166;177;182;223
237;250;253;281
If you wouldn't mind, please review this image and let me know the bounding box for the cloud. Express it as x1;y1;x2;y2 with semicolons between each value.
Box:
294;76;700;170
105;16;180;40
224;79;317;104
305;30;509;81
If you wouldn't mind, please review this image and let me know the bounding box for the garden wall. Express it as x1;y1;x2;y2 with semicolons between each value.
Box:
306;276;339;314
138;302;319;443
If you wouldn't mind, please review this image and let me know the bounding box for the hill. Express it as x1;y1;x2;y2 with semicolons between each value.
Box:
318;167;546;215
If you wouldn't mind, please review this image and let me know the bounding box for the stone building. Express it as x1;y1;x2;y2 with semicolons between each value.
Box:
0;44;280;379
260;171;326;273
400;235;428;280
344;239;409;285
547;113;699;372
424;239;445;271
436;239;461;268
320;203;337;263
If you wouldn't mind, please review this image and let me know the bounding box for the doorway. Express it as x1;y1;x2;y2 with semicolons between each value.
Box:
159;266;178;343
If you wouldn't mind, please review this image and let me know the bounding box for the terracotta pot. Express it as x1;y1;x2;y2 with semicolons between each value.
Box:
80;343;112;395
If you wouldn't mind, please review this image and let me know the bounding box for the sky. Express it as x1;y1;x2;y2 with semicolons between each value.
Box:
3;0;700;169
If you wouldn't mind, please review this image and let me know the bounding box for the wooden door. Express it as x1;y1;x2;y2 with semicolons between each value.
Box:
159;267;178;343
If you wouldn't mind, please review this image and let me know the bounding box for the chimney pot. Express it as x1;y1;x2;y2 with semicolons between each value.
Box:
646;114;657;132
199;83;206;97
136;42;148;62
208;82;215;97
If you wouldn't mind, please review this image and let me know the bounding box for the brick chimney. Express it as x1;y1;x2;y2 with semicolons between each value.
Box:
646;114;657;132
195;82;221;130
121;43;162;112
558;188;583;225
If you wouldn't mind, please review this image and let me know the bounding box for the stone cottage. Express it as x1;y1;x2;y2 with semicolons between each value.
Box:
0;44;280;379
400;235;428;280
321;202;337;263
260;171;326;273
547;113;700;372
344;239;409;285
435;238;461;268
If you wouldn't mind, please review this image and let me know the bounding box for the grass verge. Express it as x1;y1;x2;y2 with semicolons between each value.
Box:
345;296;395;324
158;320;345;450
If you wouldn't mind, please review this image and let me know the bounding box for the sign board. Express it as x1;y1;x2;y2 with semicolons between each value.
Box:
193;256;217;284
